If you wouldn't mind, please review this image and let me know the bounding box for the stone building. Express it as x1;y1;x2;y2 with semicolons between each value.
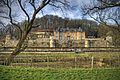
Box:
3;27;85;47
27;28;54;47
5;34;18;47
85;36;113;47
2;27;113;48
54;27;85;47
28;27;86;47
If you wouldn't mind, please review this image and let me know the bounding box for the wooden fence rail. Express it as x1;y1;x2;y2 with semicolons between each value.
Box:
0;47;120;52
0;47;120;68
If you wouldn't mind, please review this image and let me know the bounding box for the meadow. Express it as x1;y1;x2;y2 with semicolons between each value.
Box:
0;52;120;80
0;65;120;80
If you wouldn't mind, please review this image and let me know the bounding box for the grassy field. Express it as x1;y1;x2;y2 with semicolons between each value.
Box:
0;65;120;80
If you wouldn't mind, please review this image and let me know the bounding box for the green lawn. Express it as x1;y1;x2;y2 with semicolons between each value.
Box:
0;65;120;80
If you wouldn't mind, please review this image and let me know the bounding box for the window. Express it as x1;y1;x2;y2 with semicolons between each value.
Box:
60;32;64;40
56;31;59;40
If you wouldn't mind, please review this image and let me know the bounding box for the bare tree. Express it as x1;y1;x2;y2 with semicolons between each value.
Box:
82;0;120;30
0;0;69;65
81;0;120;46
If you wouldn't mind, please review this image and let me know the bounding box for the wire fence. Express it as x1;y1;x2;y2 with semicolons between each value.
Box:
0;47;120;68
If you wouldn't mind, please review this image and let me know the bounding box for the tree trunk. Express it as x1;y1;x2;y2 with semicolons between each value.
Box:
4;32;28;66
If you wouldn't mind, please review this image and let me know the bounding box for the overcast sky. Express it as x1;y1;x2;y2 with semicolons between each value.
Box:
36;0;91;19
0;0;93;27
15;0;92;22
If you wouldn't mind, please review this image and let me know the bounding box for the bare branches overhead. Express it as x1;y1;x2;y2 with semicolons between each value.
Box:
82;0;120;28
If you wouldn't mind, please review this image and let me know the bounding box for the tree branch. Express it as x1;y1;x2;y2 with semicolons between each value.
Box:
27;0;51;31
29;0;36;11
4;0;22;39
18;0;30;22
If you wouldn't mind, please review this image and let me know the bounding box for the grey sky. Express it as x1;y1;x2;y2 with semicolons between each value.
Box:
36;0;91;19
16;0;92;21
0;0;92;26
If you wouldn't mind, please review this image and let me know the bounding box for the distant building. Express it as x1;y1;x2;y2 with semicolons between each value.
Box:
85;38;106;47
28;27;86;47
85;36;113;47
2;27;113;48
27;28;54;47
54;27;85;47
5;34;18;47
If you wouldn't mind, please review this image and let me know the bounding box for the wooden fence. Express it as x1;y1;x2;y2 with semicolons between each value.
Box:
0;47;120;68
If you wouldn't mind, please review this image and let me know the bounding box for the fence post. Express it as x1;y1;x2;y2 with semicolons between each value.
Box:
75;55;77;69
31;56;33;67
47;53;49;68
91;56;94;69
